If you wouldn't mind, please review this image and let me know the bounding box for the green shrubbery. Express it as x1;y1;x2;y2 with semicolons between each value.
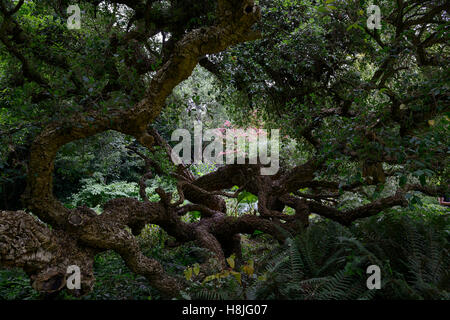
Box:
0;224;210;300
246;209;449;300
66;172;175;212
0;206;448;300
0;268;40;300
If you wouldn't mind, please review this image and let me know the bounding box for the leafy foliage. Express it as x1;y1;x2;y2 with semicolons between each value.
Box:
67;171;175;210
248;210;449;300
0;0;448;301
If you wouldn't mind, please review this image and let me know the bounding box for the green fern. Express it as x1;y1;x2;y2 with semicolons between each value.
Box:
250;212;449;300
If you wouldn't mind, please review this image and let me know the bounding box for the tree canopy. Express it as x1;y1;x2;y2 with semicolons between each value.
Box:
0;0;448;299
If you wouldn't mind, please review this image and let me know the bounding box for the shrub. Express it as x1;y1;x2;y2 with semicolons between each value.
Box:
247;210;449;300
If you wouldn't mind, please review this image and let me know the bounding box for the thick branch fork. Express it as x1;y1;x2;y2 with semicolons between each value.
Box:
0;0;432;299
1;0;264;298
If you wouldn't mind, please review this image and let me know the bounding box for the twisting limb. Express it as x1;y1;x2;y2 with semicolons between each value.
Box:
0;0;24;16
4;0;441;300
308;191;408;226
294;191;339;204
22;0;262;227
0;0;263;299
139;172;153;202
0;211;96;296
126;145;164;175
172;173;244;199
176;203;222;218
403;184;448;197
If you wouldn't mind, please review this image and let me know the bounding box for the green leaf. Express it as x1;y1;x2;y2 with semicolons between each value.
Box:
237;191;258;204
184;267;193;281
230;271;242;285
226;255;235;269
203;275;217;283
193;263;200;276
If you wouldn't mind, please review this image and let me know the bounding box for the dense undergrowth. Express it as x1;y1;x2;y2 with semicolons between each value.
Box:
0;0;449;302
1;158;448;300
1;205;448;300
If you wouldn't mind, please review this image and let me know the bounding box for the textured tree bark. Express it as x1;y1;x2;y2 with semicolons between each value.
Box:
0;210;96;295
1;0;423;299
22;0;262;227
1;0;265;298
